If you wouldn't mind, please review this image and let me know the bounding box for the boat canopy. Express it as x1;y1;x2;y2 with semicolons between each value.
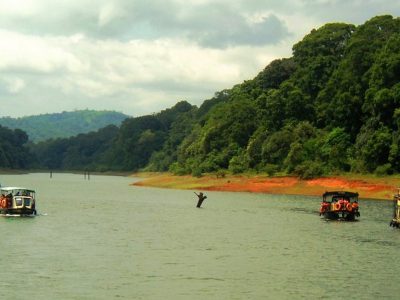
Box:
323;191;358;200
0;187;35;195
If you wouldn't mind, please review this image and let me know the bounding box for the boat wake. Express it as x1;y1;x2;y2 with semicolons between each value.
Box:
0;212;47;217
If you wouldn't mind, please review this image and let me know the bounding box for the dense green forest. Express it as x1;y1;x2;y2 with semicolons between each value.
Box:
0;125;32;169
0;110;128;142
2;15;400;178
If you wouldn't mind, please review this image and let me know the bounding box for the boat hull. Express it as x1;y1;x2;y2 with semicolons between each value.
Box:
0;208;36;216
321;211;359;221
390;190;400;228
390;219;400;227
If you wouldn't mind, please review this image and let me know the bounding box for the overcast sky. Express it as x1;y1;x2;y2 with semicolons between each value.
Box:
0;0;399;118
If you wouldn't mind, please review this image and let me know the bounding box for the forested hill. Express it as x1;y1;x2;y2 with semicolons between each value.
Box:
0;110;129;142
6;15;400;177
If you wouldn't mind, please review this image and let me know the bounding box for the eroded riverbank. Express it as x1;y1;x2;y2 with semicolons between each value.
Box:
132;172;400;200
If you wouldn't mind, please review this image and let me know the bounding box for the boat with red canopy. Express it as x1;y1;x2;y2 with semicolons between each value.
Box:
319;191;360;221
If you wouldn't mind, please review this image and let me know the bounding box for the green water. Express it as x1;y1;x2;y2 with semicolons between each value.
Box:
0;173;399;299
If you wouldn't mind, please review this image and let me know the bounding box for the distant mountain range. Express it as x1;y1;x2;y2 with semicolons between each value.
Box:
0;110;129;142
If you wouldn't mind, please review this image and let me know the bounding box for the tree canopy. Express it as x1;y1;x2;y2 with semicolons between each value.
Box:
4;15;400;178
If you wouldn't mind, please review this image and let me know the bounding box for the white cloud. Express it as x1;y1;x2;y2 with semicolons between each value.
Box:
98;2;124;27
0;0;38;16
0;29;278;116
0;30;86;74
0;1;399;118
1;77;26;94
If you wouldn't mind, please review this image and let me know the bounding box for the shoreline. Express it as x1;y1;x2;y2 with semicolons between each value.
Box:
131;172;400;200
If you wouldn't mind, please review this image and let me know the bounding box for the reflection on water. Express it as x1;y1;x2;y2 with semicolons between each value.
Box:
0;173;399;299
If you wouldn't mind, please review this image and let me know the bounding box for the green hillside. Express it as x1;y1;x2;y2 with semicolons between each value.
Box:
3;15;400;177
0;110;129;142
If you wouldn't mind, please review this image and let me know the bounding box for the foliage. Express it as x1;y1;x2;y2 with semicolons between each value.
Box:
263;164;278;177
7;15;400;179
228;149;249;174
293;161;325;180
374;163;392;176
0;125;32;169
30;125;119;170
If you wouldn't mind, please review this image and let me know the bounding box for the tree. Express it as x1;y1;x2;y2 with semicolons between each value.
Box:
261;127;294;166
355;124;392;172
321;128;351;171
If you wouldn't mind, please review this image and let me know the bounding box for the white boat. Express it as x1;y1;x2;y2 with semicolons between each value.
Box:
0;187;37;216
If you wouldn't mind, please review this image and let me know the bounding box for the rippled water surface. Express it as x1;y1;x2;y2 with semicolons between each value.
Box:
0;173;399;299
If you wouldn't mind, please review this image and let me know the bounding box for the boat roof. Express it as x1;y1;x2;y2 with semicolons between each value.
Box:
323;191;358;198
0;187;35;192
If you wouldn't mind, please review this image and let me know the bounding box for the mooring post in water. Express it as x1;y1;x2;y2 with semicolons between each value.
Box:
50;171;52;178
88;171;90;180
194;192;207;208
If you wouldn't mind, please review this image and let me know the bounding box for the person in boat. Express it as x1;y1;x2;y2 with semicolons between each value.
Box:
195;192;207;208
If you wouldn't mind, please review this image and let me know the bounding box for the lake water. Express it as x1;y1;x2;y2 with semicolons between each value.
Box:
0;173;399;299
